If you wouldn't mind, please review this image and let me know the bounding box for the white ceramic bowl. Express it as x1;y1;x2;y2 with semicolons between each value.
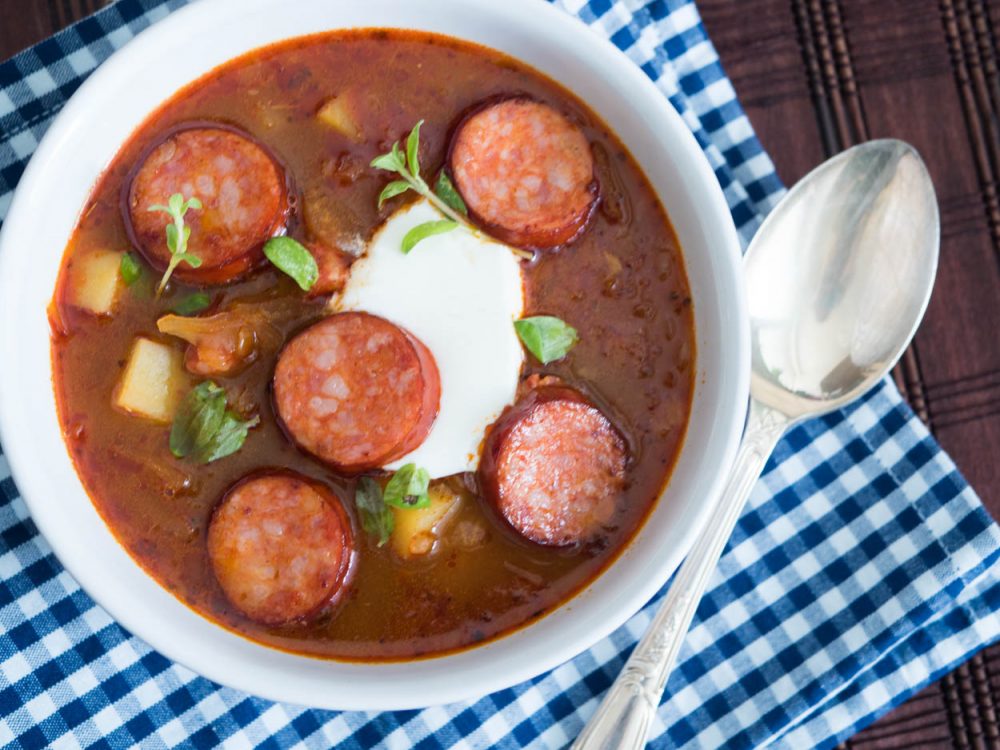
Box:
0;0;748;710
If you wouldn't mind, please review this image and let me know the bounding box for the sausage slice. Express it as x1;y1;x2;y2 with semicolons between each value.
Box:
127;126;289;285
449;98;598;250
479;385;627;547
273;312;440;472
207;472;355;625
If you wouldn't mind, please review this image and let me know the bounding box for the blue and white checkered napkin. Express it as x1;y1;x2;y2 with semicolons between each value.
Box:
2;0;999;747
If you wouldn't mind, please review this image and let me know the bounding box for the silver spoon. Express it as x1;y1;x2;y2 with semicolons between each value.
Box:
573;139;939;749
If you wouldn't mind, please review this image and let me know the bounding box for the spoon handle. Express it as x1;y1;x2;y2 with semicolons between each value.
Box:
572;398;789;750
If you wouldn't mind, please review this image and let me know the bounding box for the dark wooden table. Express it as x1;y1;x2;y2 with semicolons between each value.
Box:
3;0;999;747
699;1;1000;747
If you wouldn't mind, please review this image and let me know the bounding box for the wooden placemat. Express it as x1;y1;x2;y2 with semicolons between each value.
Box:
699;0;1000;747
2;0;998;746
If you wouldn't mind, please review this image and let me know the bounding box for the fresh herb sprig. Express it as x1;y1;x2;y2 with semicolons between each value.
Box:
353;464;433;547
371;121;532;259
119;252;143;286
264;236;319;291
514;316;579;364
173;292;212;316
148;193;203;296
383;463;432;509
355;477;394;547
170;381;258;464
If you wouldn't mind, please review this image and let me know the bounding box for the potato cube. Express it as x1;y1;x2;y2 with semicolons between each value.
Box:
113;338;186;423
391;482;463;559
68;250;124;315
316;94;362;141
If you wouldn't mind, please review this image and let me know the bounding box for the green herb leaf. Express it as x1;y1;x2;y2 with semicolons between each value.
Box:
176;252;202;269
119;252;143;286
170;382;224;459
370;152;402;172
165;223;179;254
514;316;579;364
369;120;518;256
406;119;423;176
355;477;394;547
173;292;212;316
170;381;257;463
202;411;260;463
263;236;318;291
378;180;412;208
401;219;458;254
371;140;406;172
148;192;202;295
434;171;468;216
383;463;431;509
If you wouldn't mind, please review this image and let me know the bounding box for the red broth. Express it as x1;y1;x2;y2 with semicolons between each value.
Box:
50;30;694;660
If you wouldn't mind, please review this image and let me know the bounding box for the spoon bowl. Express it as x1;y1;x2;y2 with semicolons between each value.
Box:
575;139;939;749
748;140;939;420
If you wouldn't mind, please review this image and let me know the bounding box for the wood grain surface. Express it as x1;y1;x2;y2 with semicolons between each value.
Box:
2;1;999;747
699;1;1000;746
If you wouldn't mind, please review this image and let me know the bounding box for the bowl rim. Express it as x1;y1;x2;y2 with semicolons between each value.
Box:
0;0;749;710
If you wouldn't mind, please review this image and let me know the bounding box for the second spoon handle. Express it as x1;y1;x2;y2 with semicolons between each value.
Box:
572;398;789;750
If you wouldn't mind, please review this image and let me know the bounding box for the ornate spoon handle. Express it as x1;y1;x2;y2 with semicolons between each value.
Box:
572;398;789;750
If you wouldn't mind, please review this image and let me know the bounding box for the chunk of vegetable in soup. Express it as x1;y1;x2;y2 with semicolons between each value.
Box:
50;30;694;661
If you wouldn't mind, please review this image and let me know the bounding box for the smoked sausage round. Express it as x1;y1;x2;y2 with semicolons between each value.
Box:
207;472;355;626
273;312;440;472
479;385;627;547
126;126;289;285
449;98;598;250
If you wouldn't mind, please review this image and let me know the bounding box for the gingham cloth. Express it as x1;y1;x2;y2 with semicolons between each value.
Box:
1;0;998;747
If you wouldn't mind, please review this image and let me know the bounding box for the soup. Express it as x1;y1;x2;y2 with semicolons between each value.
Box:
50;29;694;660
